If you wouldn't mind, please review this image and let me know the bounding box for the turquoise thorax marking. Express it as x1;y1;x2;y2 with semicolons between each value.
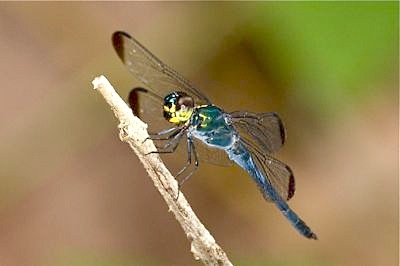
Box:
191;105;235;148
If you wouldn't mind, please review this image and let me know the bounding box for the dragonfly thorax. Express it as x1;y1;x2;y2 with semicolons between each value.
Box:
163;91;195;125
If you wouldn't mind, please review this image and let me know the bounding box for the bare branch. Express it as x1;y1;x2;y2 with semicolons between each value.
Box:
92;75;233;266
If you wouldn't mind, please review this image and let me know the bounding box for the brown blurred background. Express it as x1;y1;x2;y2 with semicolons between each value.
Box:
0;2;398;266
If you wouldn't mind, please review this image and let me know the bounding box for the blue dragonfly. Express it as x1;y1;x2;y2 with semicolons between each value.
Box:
112;31;317;239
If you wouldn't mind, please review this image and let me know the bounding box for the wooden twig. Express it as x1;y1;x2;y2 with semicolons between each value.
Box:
92;75;233;266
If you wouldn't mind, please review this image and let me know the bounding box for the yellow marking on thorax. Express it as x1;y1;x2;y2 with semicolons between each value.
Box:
199;113;210;127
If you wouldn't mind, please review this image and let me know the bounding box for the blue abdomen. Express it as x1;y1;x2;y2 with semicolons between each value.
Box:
228;143;317;239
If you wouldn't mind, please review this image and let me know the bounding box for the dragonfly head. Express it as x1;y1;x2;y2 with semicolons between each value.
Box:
163;91;194;125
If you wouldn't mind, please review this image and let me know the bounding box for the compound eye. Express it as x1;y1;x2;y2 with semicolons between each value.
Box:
178;96;194;109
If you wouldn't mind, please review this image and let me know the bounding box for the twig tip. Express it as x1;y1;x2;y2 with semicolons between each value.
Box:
92;75;107;90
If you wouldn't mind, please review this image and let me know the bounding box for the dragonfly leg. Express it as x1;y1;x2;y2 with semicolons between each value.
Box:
173;136;192;200
177;137;199;185
146;129;185;155
143;127;180;143
174;137;199;200
175;136;193;177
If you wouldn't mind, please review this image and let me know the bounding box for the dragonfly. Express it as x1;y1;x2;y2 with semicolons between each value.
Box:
112;31;317;240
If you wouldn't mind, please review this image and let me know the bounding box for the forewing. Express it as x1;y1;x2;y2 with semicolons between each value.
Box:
113;31;210;106
229;111;285;154
239;134;295;201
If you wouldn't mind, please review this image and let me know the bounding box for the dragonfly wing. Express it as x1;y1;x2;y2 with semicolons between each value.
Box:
192;138;233;167
229;111;285;154
113;31;210;106
238;134;295;201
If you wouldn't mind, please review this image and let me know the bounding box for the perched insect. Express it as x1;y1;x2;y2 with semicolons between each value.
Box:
112;31;317;239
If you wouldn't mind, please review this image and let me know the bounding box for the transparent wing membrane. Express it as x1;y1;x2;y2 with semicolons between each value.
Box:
113;31;210;106
192;138;233;167
229;111;294;199
240;136;295;201
229;111;285;154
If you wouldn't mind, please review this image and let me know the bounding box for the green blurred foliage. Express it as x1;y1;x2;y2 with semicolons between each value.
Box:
247;2;397;115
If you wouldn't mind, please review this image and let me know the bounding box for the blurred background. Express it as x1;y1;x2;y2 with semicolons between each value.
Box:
0;2;398;266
